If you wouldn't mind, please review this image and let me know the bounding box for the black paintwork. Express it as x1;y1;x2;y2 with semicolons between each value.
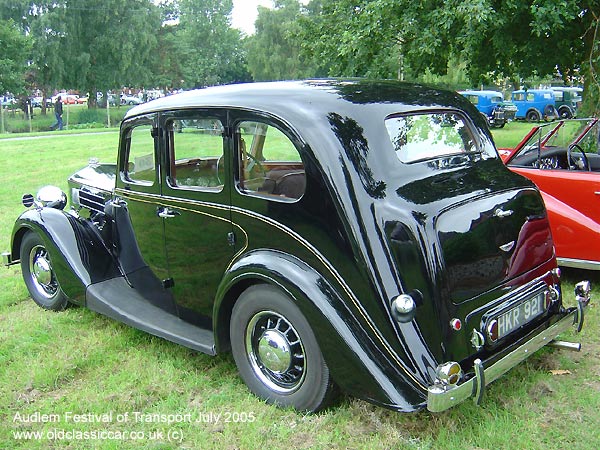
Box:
8;80;568;411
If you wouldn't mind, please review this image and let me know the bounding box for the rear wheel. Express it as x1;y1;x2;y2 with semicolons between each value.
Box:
559;106;573;119
20;232;68;310
230;285;337;412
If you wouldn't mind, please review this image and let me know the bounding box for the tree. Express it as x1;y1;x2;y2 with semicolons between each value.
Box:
0;19;31;95
296;0;599;107
245;0;323;81
0;0;163;107
175;0;250;88
1;1;69;113
58;0;162;105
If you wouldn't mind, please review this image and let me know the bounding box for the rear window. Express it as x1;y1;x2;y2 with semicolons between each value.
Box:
385;112;477;163
464;95;479;105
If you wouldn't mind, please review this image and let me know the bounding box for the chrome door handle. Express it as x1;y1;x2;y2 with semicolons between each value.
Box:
157;207;180;219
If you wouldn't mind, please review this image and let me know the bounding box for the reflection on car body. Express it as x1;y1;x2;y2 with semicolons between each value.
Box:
3;80;590;413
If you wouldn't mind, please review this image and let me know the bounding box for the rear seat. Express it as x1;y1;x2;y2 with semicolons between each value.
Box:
259;169;306;199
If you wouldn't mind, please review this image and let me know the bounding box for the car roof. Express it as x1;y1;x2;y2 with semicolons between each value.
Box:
460;90;503;97
512;89;554;94
125;79;472;122
551;86;583;92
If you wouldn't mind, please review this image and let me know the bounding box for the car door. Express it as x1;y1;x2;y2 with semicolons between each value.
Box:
159;110;235;328
115;114;177;315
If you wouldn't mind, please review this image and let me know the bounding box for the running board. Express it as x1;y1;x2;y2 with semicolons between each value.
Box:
86;277;216;355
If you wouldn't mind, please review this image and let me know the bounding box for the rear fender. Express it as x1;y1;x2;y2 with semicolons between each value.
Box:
10;208;121;304
213;249;427;411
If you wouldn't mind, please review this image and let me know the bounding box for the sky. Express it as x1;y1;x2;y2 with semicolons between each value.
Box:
231;0;274;36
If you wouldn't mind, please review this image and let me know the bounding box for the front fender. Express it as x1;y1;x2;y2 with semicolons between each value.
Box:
10;208;121;304
214;249;427;412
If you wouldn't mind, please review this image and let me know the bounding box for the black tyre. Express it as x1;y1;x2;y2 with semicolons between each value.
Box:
230;285;337;412
526;109;541;122
20;232;68;310
559;106;573;119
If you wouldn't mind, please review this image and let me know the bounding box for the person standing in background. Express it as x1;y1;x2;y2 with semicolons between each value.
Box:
51;96;63;130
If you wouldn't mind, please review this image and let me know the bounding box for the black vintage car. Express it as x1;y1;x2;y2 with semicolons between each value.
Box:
3;80;590;413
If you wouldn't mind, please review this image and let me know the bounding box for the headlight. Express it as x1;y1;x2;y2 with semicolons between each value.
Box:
35;186;67;210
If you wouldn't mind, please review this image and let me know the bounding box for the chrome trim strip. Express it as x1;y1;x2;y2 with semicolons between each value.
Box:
427;308;579;412
557;257;600;271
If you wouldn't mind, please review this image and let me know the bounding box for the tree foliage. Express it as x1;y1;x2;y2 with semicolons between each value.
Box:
245;0;322;81
175;0;250;88
0;19;31;94
0;0;599;114
295;1;599;85
59;0;162;100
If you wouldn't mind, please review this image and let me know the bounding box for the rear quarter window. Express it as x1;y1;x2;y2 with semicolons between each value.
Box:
385;112;477;163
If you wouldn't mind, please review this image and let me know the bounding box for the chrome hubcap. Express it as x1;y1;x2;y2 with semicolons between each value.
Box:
258;329;292;373
29;245;58;299
246;310;306;394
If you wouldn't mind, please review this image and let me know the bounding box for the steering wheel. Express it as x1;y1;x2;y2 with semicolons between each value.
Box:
567;143;590;171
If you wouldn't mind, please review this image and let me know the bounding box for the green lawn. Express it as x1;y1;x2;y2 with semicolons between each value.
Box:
1;126;599;449
0;104;131;134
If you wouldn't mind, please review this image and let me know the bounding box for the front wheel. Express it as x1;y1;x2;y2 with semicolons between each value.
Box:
230;285;337;412
20;231;68;310
526;110;541;122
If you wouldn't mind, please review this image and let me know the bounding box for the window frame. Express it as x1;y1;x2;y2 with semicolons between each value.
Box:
118;114;159;191
232;116;306;203
161;109;227;194
384;110;481;165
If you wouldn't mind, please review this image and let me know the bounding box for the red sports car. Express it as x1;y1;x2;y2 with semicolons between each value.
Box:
499;118;600;270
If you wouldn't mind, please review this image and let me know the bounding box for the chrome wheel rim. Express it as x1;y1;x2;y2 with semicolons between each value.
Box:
29;245;58;299
245;310;306;394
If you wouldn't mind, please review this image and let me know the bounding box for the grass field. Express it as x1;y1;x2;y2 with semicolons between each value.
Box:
1;124;599;449
0;104;131;134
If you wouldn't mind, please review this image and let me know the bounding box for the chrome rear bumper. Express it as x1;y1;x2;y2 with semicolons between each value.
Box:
427;295;588;412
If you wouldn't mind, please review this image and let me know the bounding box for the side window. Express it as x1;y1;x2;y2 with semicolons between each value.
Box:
385;112;477;163
125;124;155;185
526;93;535;101
168;118;224;190
513;93;525;102
236;120;305;201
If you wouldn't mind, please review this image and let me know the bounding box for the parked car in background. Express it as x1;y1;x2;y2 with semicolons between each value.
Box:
499;118;600;269
4;80;589;414
1;96;16;108
459;90;517;128
551;87;583;119
31;96;53;108
120;94;142;105
511;89;559;122
96;92;119;107
51;93;86;105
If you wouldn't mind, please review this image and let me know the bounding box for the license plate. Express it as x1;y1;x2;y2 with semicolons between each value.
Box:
495;293;545;340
